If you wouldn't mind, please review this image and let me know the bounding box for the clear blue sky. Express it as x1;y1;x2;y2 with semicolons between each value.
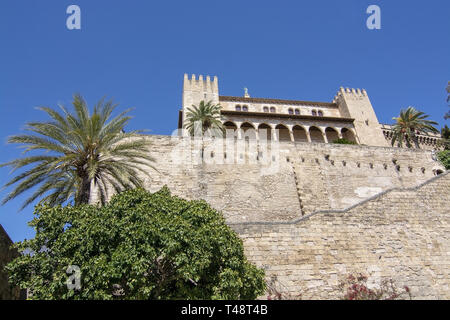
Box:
1;0;449;242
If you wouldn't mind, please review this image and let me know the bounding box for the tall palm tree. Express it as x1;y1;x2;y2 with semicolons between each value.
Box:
1;94;155;209
391;106;439;148
183;100;224;137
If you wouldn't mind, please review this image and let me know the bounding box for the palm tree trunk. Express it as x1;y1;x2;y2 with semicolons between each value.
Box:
76;175;91;205
405;134;412;148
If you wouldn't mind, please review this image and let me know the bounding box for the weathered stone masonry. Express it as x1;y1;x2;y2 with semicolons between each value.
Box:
231;172;450;299
131;136;445;223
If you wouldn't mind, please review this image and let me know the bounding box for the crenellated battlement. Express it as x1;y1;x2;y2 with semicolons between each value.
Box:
332;87;368;103
183;73;219;94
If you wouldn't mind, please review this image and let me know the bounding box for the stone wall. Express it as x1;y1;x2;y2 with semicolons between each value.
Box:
230;172;450;299
290;142;442;215
0;225;24;300
116;135;444;224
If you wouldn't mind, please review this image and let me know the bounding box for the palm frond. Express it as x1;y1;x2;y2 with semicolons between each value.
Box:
183;100;224;137
1;94;156;210
390;106;439;149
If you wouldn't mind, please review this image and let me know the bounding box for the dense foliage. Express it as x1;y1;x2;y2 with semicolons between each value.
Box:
442;125;450;142
439;125;450;150
1;94;154;209
438;150;450;170
6;187;265;300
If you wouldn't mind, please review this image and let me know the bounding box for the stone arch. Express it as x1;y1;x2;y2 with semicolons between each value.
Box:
240;122;254;131
223;121;238;139
309;126;324;143
275;124;291;142
293;125;308;142
240;122;256;140
223;121;237;130
258;123;272;141
341;128;357;143
325;127;339;143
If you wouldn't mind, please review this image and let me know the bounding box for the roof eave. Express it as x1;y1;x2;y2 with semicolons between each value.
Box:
220;110;355;123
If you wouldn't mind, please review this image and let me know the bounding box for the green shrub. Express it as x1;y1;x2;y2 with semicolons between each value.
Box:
438;150;450;170
6;187;266;300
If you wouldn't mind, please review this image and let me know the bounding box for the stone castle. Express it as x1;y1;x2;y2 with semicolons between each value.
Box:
178;74;442;150
138;74;448;299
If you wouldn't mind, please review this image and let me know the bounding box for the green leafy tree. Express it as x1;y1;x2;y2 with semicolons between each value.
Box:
6;187;266;300
442;125;450;141
391;107;439;148
183;100;224;137
437;150;450;170
1;94;155;209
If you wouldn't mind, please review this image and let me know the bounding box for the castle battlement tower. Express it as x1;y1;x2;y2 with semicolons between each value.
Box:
180;74;219;127
333;87;388;147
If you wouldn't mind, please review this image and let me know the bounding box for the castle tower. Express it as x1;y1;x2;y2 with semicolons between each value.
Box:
180;74;219;128
333;87;388;147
